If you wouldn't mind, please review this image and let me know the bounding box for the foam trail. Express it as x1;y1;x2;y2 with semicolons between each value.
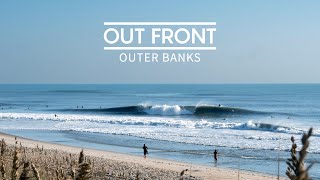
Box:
1;112;320;153
0;112;314;136
143;104;192;115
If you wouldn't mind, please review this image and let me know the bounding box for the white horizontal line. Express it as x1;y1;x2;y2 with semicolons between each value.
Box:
103;22;216;26
104;47;216;50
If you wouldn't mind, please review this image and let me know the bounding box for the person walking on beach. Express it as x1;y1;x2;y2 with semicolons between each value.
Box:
214;149;218;161
143;144;148;159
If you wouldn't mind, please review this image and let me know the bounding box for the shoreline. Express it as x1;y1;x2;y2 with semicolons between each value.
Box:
0;131;284;179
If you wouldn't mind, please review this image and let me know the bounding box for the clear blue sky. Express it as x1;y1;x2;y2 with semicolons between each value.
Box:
0;0;319;83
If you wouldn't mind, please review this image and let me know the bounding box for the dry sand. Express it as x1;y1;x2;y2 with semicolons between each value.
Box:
0;132;285;180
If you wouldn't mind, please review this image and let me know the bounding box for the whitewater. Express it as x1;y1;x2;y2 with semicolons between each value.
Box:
0;84;319;178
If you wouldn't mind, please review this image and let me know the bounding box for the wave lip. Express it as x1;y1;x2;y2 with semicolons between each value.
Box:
232;120;302;134
190;106;263;116
102;104;193;116
143;104;192;116
102;106;146;114
61;104;267;117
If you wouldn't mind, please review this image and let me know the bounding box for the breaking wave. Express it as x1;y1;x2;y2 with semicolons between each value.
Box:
0;112;314;136
60;104;269;117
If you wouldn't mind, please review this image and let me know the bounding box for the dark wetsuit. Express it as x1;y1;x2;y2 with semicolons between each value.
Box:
143;144;148;157
214;150;218;161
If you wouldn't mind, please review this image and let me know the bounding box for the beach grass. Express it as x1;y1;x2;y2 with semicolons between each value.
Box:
0;132;285;180
0;138;198;180
286;128;314;180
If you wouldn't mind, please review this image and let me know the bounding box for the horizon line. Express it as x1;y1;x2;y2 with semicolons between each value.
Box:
103;47;216;50
1;83;319;85
103;22;216;26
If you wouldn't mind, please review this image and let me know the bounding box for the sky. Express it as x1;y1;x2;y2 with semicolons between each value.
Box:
0;0;319;84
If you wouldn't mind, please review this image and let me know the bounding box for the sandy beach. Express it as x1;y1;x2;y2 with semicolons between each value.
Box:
0;132;284;180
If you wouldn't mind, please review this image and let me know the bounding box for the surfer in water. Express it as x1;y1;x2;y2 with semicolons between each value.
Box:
214;149;218;161
143;144;148;159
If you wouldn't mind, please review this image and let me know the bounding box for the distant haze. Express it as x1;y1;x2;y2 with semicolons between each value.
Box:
0;0;319;83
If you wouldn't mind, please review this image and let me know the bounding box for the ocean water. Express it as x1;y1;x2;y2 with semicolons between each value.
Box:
0;84;319;178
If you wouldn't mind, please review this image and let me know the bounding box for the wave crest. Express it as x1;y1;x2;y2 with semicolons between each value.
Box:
143;104;192;116
61;104;267;117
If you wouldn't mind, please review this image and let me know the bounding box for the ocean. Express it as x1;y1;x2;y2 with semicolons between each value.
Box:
0;84;319;178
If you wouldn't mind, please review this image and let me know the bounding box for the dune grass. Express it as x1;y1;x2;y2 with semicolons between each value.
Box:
0;137;198;180
286;128;314;180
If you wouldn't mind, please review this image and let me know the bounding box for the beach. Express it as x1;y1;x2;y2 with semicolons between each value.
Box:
0;84;319;179
1;0;320;179
0;132;283;180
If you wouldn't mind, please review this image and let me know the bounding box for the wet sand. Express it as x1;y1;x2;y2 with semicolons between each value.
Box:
0;132;284;180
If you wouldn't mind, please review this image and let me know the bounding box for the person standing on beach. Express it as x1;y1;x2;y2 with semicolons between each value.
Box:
214;149;218;161
143;144;148;159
